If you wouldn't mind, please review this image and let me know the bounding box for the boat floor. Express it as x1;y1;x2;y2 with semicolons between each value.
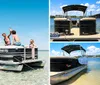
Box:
51;28;100;41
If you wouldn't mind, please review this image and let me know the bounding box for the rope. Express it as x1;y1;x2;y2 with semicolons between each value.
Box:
14;47;42;70
14;56;35;70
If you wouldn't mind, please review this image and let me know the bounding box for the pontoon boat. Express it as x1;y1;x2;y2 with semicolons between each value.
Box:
50;5;100;41
50;45;88;85
0;46;44;71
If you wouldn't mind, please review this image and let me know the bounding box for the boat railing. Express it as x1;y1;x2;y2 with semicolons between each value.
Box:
24;47;26;60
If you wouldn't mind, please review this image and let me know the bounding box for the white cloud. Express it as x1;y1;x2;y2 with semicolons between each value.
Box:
96;8;100;11
83;3;96;11
86;46;100;55
68;11;83;16
50;45;100;57
84;3;90;7
96;0;100;4
50;10;63;15
81;3;98;15
51;50;62;56
80;4;84;5
51;49;70;57
51;49;83;57
70;51;82;57
60;4;67;8
50;2;100;16
89;4;96;9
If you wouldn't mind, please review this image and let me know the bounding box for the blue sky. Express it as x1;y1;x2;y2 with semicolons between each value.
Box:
50;0;100;16
50;42;100;56
0;0;49;50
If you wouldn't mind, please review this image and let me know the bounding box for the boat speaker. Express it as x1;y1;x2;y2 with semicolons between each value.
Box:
13;56;23;62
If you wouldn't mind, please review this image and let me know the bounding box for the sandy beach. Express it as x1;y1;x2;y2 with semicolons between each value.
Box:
69;70;100;85
57;58;100;85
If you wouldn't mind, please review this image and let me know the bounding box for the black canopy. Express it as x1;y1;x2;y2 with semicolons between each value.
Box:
62;5;87;13
61;45;86;54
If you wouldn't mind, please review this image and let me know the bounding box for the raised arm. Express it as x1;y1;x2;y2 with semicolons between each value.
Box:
8;28;12;38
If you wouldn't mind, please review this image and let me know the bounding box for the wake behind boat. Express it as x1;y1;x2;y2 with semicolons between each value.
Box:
50;45;88;85
0;45;45;71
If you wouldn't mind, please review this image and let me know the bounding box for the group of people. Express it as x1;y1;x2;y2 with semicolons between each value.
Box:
2;29;36;48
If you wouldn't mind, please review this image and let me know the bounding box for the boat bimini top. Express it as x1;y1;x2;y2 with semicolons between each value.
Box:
61;45;86;54
62;5;87;14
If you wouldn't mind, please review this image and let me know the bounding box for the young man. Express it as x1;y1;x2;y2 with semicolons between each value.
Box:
11;30;21;46
2;32;11;46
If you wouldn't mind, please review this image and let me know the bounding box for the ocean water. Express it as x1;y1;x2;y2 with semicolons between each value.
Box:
57;58;100;85
50;18;100;33
0;50;49;85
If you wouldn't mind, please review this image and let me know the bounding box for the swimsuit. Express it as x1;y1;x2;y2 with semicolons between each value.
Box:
14;42;21;46
4;37;11;45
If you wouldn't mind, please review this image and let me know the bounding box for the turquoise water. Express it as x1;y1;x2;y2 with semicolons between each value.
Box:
0;50;49;85
58;58;100;85
50;18;100;33
87;58;100;71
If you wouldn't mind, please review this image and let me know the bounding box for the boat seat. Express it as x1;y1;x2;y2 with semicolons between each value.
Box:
54;18;71;34
50;32;60;37
79;17;96;35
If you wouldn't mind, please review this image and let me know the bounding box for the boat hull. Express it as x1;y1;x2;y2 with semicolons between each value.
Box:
51;57;81;72
0;46;44;71
0;59;44;71
0;65;23;71
50;65;87;85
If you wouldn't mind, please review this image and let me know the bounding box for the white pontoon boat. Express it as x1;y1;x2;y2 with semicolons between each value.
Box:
0;46;44;71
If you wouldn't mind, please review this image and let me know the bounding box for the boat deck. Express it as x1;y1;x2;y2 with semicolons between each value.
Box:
51;28;100;41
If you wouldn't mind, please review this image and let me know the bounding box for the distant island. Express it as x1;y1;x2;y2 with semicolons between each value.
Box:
90;14;100;18
39;49;49;51
74;55;100;58
86;55;100;58
50;13;100;18
50;15;84;18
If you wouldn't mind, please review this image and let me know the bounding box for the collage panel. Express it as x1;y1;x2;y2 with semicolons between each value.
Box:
50;42;100;85
50;0;100;85
50;0;100;42
0;0;49;85
0;0;100;85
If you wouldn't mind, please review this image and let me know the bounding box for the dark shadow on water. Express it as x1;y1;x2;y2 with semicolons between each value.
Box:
56;69;87;85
